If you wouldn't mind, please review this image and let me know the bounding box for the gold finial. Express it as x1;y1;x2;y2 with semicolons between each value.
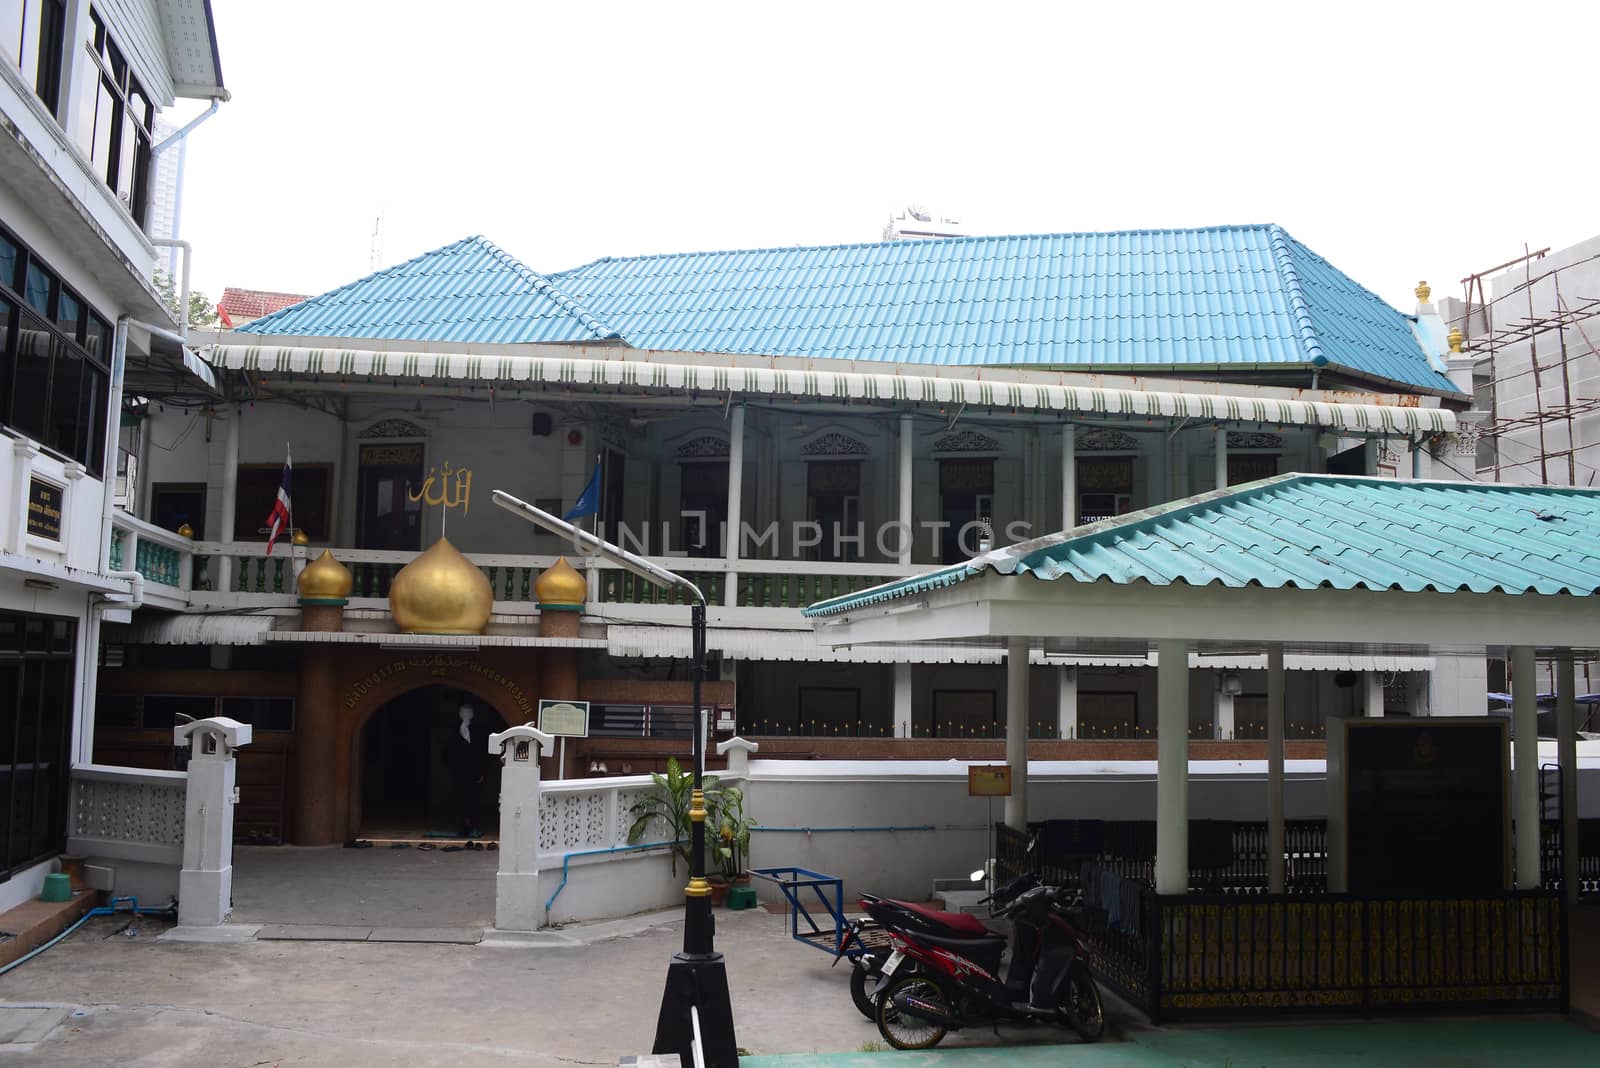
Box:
1415;280;1431;303
534;556;587;607
1447;325;1465;354
176;522;194;539
292;528;310;546
388;536;493;634
298;549;354;601
688;788;707;822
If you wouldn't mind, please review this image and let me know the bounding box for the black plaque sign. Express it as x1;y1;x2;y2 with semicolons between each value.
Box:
26;478;63;541
1345;718;1508;896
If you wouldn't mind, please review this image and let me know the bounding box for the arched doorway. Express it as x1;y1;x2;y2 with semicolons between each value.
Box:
358;685;506;839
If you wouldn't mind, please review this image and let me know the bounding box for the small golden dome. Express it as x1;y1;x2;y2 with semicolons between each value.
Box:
298;549;353;601
1447;325;1465;353
176;522;194;539
292;529;310;546
1414;280;1431;303
389;537;492;635
535;556;586;606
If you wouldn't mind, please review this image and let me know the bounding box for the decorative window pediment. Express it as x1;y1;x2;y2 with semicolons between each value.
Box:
932;429;1001;453
1227;431;1283;450
1077;429;1139;452
359;418;427;438
801;432;869;456
676;435;730;458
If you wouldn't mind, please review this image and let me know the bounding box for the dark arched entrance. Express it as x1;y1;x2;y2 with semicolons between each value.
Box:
358;685;506;838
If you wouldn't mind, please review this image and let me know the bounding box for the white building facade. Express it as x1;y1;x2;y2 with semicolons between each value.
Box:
0;0;224;906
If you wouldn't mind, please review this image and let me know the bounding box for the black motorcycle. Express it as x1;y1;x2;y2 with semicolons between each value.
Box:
873;882;1105;1050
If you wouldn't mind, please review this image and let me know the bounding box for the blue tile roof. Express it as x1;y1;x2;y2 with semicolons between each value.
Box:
551;225;1460;395
803;476;1600;617
238;236;617;344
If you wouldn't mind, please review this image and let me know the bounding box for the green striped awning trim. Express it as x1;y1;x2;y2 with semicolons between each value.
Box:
209;344;1456;434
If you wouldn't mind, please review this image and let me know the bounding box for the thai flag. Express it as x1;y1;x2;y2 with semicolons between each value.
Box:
264;446;292;554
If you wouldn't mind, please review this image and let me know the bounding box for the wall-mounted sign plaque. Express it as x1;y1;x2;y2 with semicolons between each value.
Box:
27;478;63;541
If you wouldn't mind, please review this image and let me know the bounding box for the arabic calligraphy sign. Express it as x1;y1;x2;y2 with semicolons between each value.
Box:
407;460;473;515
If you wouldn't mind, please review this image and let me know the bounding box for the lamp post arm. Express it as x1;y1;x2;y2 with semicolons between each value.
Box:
491;489;705;607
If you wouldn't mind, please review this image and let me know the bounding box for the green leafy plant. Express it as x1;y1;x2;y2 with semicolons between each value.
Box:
710;785;757;879
626;756;720;876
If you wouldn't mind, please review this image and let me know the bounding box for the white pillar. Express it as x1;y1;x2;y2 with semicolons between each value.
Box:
893;663;912;738
1057;666;1077;740
1557;651;1579;905
723;405;745;606
1362;671;1386;717
1214;425;1228;491
217;410;241;593
1061;425;1076;529
1004;638;1030;831
1511;646;1540;890
490;724;554;930
1155;638;1189;895
175;718;253;927
897;414;914;564
1267;644;1286;894
1213;687;1235;740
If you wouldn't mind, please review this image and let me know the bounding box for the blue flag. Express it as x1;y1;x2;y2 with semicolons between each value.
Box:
563;462;602;521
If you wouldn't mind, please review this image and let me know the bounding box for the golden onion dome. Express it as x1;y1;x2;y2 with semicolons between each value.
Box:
388;536;492;635
535;556;586;607
293;528;310;546
176;522;195;539
298;549;353;601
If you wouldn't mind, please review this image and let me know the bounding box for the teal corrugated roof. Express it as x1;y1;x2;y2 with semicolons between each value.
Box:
803;476;1600;617
238;236;617;344
551;224;1460;395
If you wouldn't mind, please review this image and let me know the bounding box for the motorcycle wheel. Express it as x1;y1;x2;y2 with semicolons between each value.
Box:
1060;966;1105;1042
875;974;949;1051
848;952;884;1020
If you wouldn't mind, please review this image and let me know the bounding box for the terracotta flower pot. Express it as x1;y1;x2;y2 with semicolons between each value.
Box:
708;875;731;907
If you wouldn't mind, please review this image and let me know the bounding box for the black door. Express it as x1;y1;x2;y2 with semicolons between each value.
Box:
357;443;423;551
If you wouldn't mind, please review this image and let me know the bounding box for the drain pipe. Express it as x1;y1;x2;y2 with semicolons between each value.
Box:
543;840;681;927
0;896;176;977
94;317;145;605
152;100;219;158
149;238;192;341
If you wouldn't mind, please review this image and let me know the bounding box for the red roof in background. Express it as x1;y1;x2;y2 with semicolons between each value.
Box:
218;287;311;328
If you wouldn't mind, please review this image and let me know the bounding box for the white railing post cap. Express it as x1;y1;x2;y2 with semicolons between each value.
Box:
715;736;759;757
175;716;253;753
489;724;556;755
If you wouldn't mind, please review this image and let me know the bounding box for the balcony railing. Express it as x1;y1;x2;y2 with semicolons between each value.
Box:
109;513;195;609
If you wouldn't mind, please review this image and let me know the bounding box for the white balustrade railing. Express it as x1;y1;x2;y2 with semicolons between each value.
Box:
66;763;187;866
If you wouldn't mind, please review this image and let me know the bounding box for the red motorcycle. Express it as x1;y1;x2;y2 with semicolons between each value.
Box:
873;882;1105;1050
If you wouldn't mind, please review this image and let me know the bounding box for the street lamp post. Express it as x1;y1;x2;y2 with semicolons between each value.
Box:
491;490;738;1067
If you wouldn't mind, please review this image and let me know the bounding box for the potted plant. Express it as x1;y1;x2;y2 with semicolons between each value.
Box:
627;756;721;878
710;786;757;899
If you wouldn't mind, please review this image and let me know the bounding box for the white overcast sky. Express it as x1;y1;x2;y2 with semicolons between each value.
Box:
176;0;1598;317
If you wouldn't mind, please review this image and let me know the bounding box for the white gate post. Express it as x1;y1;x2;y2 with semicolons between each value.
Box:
491;724;555;931
174;717;253;926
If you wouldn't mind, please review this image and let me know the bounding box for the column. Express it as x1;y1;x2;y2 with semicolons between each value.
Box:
1214;686;1235;740
1004;638;1030;831
1057;665;1077;740
892;663;912;738
1511;646;1540;890
217;410;241;593
723;406;745;606
1155;638;1189;895
295;647;339;845
175;718;253;926
1061;425;1076;529
490;724;554;931
897;414;913;564
1214;425;1228;491
1362;671;1386;717
1267;644;1286;894
1557;651;1579;905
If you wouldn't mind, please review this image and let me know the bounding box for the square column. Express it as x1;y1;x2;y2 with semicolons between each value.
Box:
1057;666;1077;740
1557;651;1579;905
1004;638;1030;831
893;663;912;738
1267;644;1286;893
1214;425;1228;491
1061;425;1076;529
1155;638;1189;894
1510;646;1540;890
1362;671;1386;717
722;406;745;605
898;414;914;564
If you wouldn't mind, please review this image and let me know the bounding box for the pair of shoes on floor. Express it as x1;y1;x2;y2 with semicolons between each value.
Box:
418;843;437;851
344;839;374;849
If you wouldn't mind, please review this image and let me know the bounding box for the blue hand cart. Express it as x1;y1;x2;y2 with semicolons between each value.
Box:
748;866;889;962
